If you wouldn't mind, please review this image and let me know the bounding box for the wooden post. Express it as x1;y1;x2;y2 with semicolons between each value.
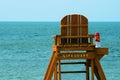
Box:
57;60;61;80
95;58;106;80
90;37;93;45
54;62;57;80
91;59;94;80
86;60;89;80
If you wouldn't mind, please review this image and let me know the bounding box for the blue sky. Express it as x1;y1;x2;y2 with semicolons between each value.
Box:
0;0;120;21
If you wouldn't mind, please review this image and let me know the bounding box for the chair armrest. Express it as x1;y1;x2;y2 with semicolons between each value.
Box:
52;35;61;45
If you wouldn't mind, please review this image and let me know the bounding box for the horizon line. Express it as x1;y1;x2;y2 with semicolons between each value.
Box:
0;21;120;22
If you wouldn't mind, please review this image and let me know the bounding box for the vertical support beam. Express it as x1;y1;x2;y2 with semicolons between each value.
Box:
57;60;61;80
57;36;60;46
94;66;101;80
54;62;57;80
90;37;93;45
91;59;94;80
86;60;89;80
53;36;57;45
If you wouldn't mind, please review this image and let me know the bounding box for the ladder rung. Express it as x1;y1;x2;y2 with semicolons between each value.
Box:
59;71;87;74
60;62;86;65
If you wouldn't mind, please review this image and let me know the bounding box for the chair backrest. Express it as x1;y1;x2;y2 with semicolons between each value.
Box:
60;14;88;44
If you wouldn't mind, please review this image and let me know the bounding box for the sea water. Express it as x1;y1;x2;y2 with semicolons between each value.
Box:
0;22;120;80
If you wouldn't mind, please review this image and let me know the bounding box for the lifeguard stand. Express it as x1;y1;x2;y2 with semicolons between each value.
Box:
44;14;108;80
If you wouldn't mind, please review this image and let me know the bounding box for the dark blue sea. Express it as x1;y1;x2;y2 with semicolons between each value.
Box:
0;22;120;80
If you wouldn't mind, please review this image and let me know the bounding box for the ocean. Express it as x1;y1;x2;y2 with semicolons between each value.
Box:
0;22;120;80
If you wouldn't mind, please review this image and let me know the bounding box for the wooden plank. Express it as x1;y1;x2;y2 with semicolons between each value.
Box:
57;52;95;60
57;47;94;51
61;24;88;27
52;45;95;51
52;35;94;40
60;71;87;74
60;62;86;65
95;48;108;55
60;35;94;38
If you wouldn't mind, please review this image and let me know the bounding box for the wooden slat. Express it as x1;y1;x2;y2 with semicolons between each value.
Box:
52;45;95;51
60;71;87;74
52;35;94;40
60;62;86;65
61;24;88;27
60;35;94;38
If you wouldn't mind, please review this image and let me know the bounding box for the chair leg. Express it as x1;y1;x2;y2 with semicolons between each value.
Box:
58;60;61;80
86;60;89;80
91;59;94;80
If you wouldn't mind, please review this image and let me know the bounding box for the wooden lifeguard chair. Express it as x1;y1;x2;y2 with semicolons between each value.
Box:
44;14;108;80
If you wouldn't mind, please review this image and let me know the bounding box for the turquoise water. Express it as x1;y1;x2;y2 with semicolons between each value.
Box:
0;22;120;80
